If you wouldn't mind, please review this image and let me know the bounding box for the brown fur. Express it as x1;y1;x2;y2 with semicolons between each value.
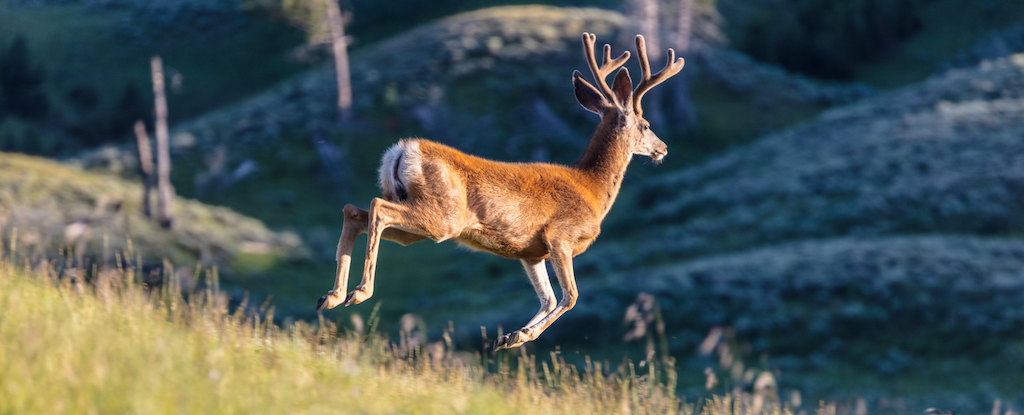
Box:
316;32;685;351
407;139;612;260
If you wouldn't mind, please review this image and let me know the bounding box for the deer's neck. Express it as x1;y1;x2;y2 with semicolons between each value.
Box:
575;123;632;218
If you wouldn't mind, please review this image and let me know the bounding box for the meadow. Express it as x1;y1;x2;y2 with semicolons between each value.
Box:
0;243;803;415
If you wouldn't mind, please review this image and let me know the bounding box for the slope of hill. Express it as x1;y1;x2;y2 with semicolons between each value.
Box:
946;23;1024;69
76;5;871;175
0;259;774;415
0;153;304;269
71;5;876;242
585;236;1024;355
583;236;1024;411
591;53;1024;270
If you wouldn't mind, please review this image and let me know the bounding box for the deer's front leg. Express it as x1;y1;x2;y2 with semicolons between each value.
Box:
495;242;578;350
317;204;368;311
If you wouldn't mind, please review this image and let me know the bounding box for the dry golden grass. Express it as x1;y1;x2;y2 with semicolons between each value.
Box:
0;245;798;414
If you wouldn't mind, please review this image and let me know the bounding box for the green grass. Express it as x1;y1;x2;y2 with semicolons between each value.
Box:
0;253;801;414
0;152;304;268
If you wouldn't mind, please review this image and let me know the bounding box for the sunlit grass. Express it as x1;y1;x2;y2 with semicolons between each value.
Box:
0;246;799;414
0;152;304;268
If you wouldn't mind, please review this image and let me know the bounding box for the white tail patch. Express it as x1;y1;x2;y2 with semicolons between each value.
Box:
378;140;423;202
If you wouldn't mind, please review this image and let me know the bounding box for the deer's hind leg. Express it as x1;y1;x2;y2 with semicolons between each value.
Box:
521;259;557;328
316;204;427;311
343;197;459;307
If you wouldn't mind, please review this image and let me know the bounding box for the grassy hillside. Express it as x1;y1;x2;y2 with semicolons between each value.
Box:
0;257;804;415
0;152;304;270
77;5;869;180
588;236;1024;411
588;235;1024;360
599;53;1024;268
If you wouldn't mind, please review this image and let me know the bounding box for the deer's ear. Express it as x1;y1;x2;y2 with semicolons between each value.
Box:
611;67;633;110
573;70;608;115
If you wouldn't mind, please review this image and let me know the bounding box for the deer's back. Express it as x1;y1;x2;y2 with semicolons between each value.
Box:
379;139;603;259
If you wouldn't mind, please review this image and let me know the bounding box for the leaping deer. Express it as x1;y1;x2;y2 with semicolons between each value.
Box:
316;32;685;350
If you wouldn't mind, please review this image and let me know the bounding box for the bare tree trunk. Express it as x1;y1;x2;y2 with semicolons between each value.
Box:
324;0;352;122
313;0;353;198
673;0;698;131
133;120;155;218
151;56;175;229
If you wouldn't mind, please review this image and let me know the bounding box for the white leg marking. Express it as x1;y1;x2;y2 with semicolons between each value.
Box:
522;259;556;328
495;243;578;350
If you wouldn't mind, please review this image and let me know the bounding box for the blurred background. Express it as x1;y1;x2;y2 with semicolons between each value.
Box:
2;0;1024;412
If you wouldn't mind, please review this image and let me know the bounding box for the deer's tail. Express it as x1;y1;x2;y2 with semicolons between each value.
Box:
378;139;422;202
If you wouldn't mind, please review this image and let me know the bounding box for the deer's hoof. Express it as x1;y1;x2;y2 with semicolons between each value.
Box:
316;290;344;311
343;288;371;307
493;329;530;351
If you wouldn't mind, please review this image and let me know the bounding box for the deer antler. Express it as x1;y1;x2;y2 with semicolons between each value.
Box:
581;32;631;106
633;34;686;116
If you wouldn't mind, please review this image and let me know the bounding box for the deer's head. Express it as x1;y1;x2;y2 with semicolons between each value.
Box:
573;33;685;162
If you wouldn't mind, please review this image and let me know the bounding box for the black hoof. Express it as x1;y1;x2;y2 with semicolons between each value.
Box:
343;291;357;307
493;332;518;352
315;295;329;311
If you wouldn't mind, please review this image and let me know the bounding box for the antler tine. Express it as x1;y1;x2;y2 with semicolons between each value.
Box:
636;35;652;82
581;32;630;104
633;34;686;116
